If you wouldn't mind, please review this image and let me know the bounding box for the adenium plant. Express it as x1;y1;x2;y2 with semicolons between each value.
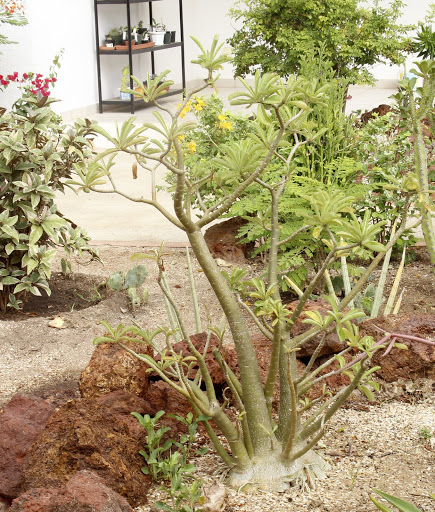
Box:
74;38;432;491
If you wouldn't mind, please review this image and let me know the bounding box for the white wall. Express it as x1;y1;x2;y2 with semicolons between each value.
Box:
0;0;433;114
370;0;433;80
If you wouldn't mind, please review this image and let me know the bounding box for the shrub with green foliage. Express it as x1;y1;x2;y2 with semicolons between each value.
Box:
175;53;363;290
353;110;419;251
0;93;97;313
228;0;413;85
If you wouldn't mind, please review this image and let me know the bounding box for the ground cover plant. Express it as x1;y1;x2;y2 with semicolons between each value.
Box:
71;38;435;492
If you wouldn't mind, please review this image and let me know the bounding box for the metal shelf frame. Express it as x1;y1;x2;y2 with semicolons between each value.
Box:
94;0;185;113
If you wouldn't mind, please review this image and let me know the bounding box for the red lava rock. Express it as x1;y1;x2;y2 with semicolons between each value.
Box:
361;315;435;382
162;332;237;390
144;380;194;440
21;392;151;507
0;394;55;500
79;340;153;399
359;104;392;125
204;217;254;264
9;488;59;512
0;496;11;511
10;470;133;512
286;298;347;357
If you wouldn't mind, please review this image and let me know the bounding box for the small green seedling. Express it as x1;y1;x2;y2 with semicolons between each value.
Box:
107;264;149;308
133;410;208;512
417;426;433;441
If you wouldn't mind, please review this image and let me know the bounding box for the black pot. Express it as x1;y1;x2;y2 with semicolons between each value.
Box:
113;34;123;45
164;31;171;44
170;31;176;43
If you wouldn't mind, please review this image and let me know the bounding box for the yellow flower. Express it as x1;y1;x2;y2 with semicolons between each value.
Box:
194;97;206;107
187;141;197;154
218;114;227;122
217;120;233;131
194;103;203;111
177;134;185;142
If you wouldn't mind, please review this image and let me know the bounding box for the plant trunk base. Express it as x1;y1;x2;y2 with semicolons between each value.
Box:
226;449;330;492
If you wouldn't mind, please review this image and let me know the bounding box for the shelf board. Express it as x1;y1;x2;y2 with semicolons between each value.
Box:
99;41;182;55
101;88;183;107
97;0;163;4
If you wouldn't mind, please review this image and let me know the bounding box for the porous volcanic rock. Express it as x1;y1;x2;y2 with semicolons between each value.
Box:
0;394;55;500
21;392;151;507
359;104;392;125
286;298;347;357
9;488;59;512
79;340;153;399
204;217;254;264
145;380;194;440
161;332;238;391
361;315;435;382
10;470;133;512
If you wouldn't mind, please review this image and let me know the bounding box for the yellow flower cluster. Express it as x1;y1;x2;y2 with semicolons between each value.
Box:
176;96;206;118
187;141;197;154
193;97;205;111
217;114;233;132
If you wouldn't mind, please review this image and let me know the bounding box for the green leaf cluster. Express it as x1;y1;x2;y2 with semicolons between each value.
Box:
133;410;208;512
228;0;413;85
0;95;98;313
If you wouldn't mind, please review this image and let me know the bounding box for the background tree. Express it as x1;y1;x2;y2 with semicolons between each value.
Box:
228;0;414;85
0;0;27;54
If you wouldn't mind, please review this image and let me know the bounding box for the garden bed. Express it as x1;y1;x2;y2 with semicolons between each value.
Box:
0;245;434;512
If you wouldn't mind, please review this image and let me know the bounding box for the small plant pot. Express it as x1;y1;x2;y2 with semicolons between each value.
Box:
149;31;165;45
136;34;144;44
119;89;131;100
124;39;136;46
113;34;123;45
170;31;176;43
163;31;171;44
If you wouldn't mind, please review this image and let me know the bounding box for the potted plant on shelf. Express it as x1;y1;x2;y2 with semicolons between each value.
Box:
138;20;147;35
119;66;131;100
137;20;149;42
149;18;165;45
107;27;123;46
104;35;114;48
120;66;144;99
164;30;171;44
122;26;136;46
